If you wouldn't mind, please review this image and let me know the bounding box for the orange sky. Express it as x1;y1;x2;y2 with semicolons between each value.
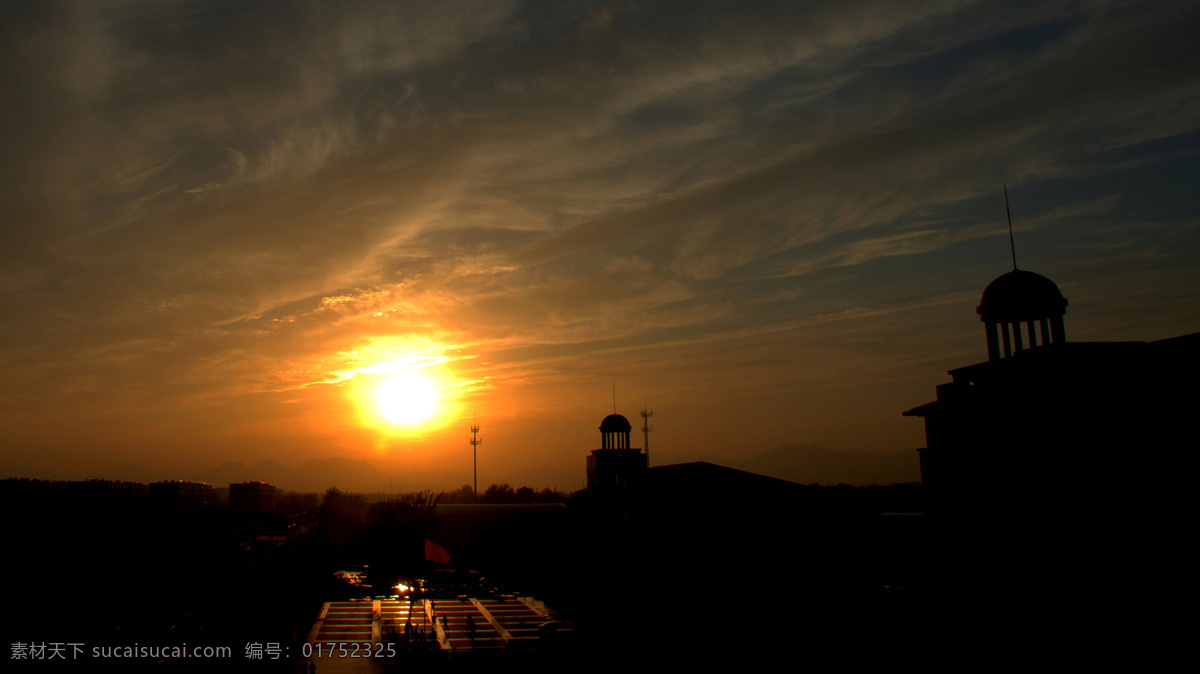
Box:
3;1;1199;491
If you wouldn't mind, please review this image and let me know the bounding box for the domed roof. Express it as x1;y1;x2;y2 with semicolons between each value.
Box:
599;414;632;433
976;270;1068;323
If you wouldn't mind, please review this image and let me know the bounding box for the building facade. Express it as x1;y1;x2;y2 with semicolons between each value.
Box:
149;480;217;511
230;480;278;514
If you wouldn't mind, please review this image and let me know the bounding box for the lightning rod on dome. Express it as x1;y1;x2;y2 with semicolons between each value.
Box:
1005;183;1018;271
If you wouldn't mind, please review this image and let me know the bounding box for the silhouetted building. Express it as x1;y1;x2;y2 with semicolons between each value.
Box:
573;427;896;655
905;268;1196;514
230;480;277;514
903;266;1197;634
149;480;217;511
0;478;148;510
72;478;149;508
585;413;647;492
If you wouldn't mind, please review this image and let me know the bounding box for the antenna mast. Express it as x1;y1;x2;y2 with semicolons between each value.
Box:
641;400;653;466
1004;183;1018;270
470;417;482;503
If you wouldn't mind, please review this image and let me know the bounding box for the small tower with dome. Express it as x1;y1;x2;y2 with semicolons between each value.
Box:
586;412;646;492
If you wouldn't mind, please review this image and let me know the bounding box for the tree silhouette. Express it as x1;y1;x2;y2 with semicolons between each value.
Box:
482;483;516;503
364;492;439;584
316;487;366;554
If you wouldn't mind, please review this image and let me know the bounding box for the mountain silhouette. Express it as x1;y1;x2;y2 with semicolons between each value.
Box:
730;444;920;485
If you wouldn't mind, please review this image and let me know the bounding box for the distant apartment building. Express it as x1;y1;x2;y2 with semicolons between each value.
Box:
230;480;277;514
0;478;148;509
149;480;217;511
68;479;149;508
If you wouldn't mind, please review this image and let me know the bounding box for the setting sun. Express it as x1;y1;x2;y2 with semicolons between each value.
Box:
375;373;439;426
333;345;467;437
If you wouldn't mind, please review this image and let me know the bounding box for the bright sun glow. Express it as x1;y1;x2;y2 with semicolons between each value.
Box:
340;344;466;437
375;373;439;426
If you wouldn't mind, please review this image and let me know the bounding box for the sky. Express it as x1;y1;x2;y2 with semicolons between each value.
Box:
3;0;1199;491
